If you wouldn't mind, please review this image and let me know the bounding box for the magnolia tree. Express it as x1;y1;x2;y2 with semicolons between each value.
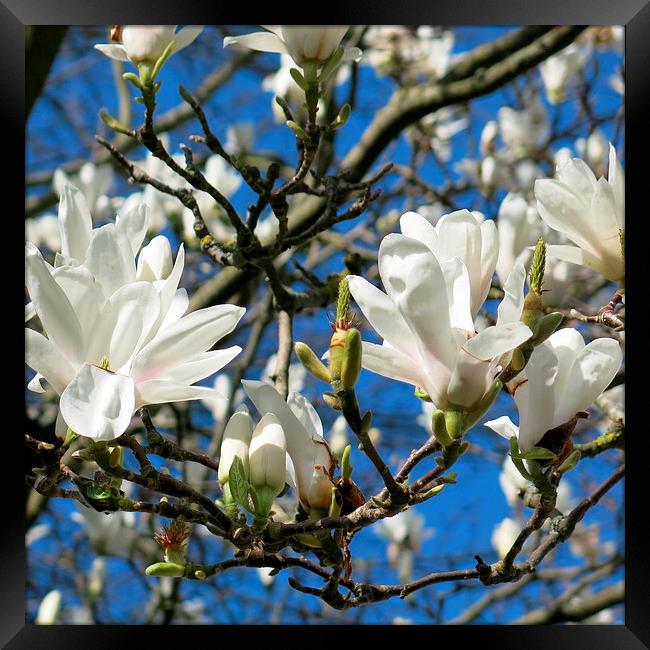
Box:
25;25;625;625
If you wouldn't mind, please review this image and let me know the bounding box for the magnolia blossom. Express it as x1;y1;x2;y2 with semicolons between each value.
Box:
398;210;497;320
376;509;433;583
25;198;245;440
348;233;531;414
539;45;584;104
224;26;361;68
491;517;521;558
261;353;306;394
70;503;148;556
498;97;550;157
53;162;114;220
362;26;453;80
485;328;622;452
534;145;624;281
95;25;203;66
242;381;336;513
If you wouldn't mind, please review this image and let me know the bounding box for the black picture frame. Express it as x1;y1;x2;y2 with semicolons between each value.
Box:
10;1;648;647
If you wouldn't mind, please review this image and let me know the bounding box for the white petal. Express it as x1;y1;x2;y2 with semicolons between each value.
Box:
158;347;242;385
399;211;439;253
223;32;288;55
25;302;36;322
545;244;610;277
347;274;418;359
496;261;526;325
515;342;560;451
136;235;173;281
51;265;106;348
172;25;203;53
484;416;519;440
132;304;245;382
84;224;136;297
378;234;458;372
59;185;92;261
134;380;226;408
439;257;474;332
555;338;622;424
60;365;135;441
94;43;130;62
464;321;532;362
25;243;84;365
116;203;149;256
287;392;324;440
27;372;46;393
26;329;77;394
360;341;427;389
84;282;161;372
159;288;189;330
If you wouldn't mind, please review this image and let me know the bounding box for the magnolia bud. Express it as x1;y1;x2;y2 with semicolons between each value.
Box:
145;562;185;578
341;328;362;389
248;413;287;496
218;409;253;485
295;342;332;382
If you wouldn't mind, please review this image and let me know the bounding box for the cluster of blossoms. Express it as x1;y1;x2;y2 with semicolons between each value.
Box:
25;185;245;441
348;144;624;456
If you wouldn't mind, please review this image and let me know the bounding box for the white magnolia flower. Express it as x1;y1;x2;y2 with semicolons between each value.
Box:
95;25;203;66
398;210;498;320
249;413;288;495
539;45;584;104
534;144;624;281
36;590;62;625
492;517;520;558
71;504;142;556
242;381;336;513
25;224;245;440
348;235;531;414
498;97;550;157
224;26;361;68
376;508;433;583
53;162;114;220
376;508;433;550
485;328;622;452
